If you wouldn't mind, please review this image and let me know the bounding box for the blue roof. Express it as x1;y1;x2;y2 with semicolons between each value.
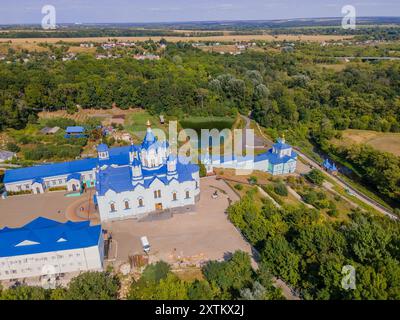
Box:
0;217;101;258
273;140;292;150
96;161;198;196
4;145;132;184
97;144;109;152
67;173;81;181
323;159;338;171
66;126;85;134
4;158;98;184
267;149;297;164
142;128;157;149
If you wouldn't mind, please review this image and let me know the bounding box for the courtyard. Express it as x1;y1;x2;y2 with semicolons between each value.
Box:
103;176;253;267
0;190;90;228
0;176;253;267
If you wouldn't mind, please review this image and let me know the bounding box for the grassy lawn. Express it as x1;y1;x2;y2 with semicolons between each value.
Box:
173;267;204;281
180;116;236;133
225;180;265;207
124;109;168;142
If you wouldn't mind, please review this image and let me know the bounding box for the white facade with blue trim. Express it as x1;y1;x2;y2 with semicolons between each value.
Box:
95;122;200;222
0;217;104;281
202;137;297;175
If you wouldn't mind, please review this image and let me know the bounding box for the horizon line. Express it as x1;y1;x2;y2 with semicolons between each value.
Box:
1;15;400;27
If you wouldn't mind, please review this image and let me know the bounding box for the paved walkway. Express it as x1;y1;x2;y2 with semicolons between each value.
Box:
102;176;253;267
64;189;100;225
0;191;72;228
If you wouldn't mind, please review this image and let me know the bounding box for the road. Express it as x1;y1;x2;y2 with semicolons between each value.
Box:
337;56;400;61
243;115;398;220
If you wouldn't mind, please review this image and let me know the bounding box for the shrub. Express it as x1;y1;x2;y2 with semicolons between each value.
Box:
274;182;288;197
305;169;325;186
48;186;67;192
248;176;258;185
199;163;207;177
234;184;243;191
7;190;32;196
6;142;20;153
328;208;339;217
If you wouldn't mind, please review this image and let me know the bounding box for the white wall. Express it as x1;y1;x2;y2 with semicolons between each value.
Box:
5;169;96;194
96;174;200;222
0;241;103;281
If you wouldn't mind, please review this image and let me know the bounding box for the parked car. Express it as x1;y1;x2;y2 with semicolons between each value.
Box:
140;236;151;254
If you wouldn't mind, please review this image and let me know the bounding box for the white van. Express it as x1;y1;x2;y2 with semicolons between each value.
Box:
140;236;151;254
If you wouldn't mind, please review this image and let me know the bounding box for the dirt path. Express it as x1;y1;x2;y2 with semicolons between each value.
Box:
249;117;397;220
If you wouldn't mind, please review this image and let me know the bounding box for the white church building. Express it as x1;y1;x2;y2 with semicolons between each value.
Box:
202;136;297;175
95;121;200;222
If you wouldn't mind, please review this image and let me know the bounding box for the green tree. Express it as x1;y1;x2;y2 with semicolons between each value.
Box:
0;286;48;300
64;272;120;300
305;169;325;186
261;236;301;286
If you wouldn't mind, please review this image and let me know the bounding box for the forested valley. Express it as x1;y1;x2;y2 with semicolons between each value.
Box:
1;41;399;205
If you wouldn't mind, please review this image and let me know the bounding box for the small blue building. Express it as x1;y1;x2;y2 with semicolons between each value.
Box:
65;126;86;139
322;159;338;174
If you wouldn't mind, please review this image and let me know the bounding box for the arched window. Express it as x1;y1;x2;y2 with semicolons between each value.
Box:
195;181;199;189
154;190;161;199
173;192;177;201
124;200;130;210
185;191;190;199
138;198;144;207
110;202;116;212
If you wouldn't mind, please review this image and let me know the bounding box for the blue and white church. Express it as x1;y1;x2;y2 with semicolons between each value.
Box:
4;121;200;222
202;136;297;175
95;121;200;221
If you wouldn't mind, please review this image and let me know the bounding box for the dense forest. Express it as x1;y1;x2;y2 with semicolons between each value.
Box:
228;189;400;299
1;44;400;131
1;41;399;204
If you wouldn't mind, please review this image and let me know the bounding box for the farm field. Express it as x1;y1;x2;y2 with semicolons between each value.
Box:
39;107;137;124
331;129;400;156
0;34;353;45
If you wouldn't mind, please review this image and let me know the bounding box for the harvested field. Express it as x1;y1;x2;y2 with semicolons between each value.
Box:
38;107;139;124
0;34;353;45
331;129;400;157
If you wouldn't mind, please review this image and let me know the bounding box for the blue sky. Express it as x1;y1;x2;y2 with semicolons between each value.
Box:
1;0;399;24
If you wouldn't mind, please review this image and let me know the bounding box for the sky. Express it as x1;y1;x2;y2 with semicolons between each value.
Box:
0;0;400;24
